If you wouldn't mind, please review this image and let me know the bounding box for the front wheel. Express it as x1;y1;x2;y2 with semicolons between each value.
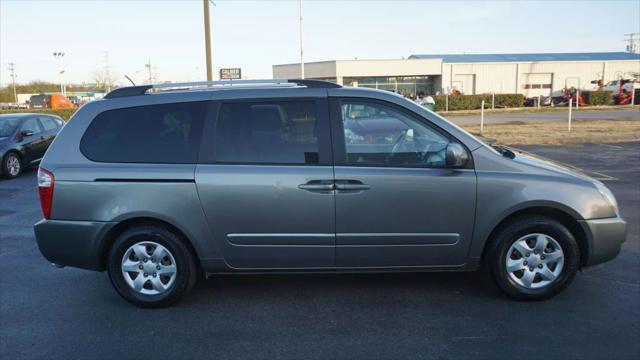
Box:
107;225;198;308
487;216;580;301
2;153;22;178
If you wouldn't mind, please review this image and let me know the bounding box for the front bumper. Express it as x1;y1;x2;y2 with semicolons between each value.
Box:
578;216;627;267
34;219;117;271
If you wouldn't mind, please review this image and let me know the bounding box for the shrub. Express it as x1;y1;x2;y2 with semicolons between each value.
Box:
584;91;613;106
0;108;77;120
432;94;524;111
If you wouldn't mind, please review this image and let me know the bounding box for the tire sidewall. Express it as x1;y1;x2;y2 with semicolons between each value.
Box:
3;153;21;179
491;217;580;300
107;226;195;307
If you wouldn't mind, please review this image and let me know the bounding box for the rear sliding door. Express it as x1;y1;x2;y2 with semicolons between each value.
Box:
195;97;336;269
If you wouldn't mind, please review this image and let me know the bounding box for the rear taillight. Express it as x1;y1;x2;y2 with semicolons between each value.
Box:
37;167;54;219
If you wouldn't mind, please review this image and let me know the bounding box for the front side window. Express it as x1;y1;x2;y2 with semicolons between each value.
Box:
341;101;449;167
21;118;42;134
215;101;320;164
80;101;207;163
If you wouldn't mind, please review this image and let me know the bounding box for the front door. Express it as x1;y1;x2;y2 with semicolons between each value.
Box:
20;117;46;164
330;98;476;268
196;97;336;269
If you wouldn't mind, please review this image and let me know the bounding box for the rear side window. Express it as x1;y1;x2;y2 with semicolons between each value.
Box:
215;101;320;164
39;117;59;131
80;102;207;163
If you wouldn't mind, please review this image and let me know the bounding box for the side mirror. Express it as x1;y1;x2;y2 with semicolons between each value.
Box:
446;143;469;168
21;130;34;137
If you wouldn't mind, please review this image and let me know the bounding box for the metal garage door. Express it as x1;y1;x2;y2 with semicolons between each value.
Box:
522;73;553;97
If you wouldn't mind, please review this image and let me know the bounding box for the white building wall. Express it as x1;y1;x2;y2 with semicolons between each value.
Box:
273;61;337;79
335;59;442;78
274;58;640;97
444;60;639;96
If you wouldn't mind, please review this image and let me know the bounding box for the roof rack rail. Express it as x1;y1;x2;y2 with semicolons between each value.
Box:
104;79;340;99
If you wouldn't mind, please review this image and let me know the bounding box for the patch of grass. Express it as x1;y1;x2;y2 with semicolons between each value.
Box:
462;119;640;145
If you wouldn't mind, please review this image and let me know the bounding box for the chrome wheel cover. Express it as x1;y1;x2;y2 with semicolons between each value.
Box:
121;241;177;295
505;233;564;289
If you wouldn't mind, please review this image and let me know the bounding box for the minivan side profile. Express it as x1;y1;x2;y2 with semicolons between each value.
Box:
34;80;626;307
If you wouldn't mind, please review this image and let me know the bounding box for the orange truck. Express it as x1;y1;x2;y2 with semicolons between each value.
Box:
29;94;74;109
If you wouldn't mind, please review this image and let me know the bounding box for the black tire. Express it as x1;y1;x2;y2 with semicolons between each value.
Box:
486;215;580;301
2;152;21;179
107;225;198;308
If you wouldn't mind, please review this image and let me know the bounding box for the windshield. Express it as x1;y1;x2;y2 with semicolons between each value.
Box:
0;117;21;137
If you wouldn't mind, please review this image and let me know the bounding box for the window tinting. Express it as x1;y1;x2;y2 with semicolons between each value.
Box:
80;102;207;163
215;101;319;164
341;101;449;167
40;117;59;131
0;117;21;137
22;118;42;134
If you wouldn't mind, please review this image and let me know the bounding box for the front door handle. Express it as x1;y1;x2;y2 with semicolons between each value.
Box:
298;180;335;191
334;180;371;191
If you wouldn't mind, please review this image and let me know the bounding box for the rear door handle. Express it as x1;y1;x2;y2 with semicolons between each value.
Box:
334;180;371;191
298;180;335;191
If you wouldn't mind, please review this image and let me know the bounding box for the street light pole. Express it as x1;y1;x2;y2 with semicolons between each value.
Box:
53;52;65;95
299;0;304;79
203;0;213;81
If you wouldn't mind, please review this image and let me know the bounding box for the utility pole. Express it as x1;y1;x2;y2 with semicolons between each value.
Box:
8;62;17;103
145;59;153;84
299;0;304;79
624;33;639;53
203;0;213;81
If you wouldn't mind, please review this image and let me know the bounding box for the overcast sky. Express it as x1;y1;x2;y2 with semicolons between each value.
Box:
1;0;639;87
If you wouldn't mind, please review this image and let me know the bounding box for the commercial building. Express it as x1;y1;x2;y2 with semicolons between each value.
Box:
273;52;640;98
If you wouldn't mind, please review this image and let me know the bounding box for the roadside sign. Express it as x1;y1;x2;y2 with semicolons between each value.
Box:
220;68;241;80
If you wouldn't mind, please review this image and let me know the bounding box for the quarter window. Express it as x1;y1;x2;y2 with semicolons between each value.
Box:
341;101;449;167
215;101;320;164
80;102;207;163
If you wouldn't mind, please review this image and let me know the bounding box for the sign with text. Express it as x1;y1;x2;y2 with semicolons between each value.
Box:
220;68;241;80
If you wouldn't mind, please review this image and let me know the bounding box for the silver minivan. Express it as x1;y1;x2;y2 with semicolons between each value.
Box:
34;80;626;307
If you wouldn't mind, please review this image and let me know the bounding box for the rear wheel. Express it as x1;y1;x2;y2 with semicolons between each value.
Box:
2;152;21;179
107;225;197;308
487;216;580;300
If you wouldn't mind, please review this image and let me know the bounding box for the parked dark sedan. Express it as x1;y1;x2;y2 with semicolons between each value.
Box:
0;113;64;178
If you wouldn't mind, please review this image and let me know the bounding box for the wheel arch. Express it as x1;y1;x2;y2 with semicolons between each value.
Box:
480;205;589;267
2;149;23;163
98;217;202;272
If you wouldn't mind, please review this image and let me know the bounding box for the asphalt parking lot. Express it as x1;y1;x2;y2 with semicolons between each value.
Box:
1;142;639;360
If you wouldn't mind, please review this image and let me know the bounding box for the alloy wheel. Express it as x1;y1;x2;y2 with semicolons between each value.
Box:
6;155;20;176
